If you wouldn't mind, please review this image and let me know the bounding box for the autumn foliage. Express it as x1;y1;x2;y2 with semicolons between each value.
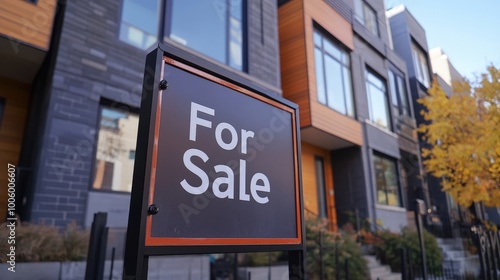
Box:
418;65;500;207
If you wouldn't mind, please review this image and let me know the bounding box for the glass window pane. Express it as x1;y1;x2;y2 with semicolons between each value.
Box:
368;84;389;128
314;48;327;104
230;0;243;20
313;30;322;47
419;53;430;87
367;72;383;89
354;0;364;23
170;0;227;64
325;55;346;114
324;39;342;61
229;16;243;70
388;71;398;107
341;51;350;65
397;75;410;115
343;67;354;117
313;29;354;117
374;155;400;207
364;4;378;36
367;72;390;129
412;47;422;82
119;0;159;49
93;107;139;192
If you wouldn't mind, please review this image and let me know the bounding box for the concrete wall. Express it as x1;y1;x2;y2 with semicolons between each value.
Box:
0;256;210;280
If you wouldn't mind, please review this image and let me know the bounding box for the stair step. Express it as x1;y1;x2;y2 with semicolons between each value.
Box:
364;255;402;280
363;255;379;267
378;273;402;280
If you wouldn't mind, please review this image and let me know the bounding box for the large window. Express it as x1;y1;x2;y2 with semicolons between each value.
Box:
354;0;379;37
388;70;410;116
374;154;401;207
366;70;391;129
119;0;160;50
313;29;354;117
412;44;430;87
315;157;328;218
92;105;139;192
167;0;244;70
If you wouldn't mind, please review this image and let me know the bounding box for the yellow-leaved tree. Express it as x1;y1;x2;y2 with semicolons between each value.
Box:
418;65;500;207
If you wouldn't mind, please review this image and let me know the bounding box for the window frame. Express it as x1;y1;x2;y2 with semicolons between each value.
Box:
365;69;392;130
164;0;247;72
411;43;430;88
373;153;401;207
354;0;379;37
91;100;140;194
388;69;411;117
313;26;355;118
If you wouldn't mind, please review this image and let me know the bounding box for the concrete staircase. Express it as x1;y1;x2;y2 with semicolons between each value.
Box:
364;255;401;280
436;238;480;277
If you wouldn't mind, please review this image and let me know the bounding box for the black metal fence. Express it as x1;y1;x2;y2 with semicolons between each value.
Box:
400;247;480;280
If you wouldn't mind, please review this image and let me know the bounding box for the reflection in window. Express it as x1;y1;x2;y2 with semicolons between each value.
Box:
374;154;400;207
388;70;410;116
168;0;243;70
313;29;354;117
412;44;430;87
354;0;379;37
366;70;391;129
93;106;139;192
119;0;160;50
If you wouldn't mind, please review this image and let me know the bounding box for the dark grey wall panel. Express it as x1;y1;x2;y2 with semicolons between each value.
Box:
365;123;400;159
247;0;281;89
350;50;370;122
388;12;414;78
325;0;352;22
404;10;428;52
331;147;369;228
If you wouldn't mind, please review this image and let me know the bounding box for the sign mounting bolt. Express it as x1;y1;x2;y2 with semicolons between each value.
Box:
148;204;159;215
159;80;168;90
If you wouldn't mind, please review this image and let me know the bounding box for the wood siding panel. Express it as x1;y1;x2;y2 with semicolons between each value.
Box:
278;0;311;127
0;0;56;50
0;78;30;219
301;142;337;229
310;102;363;146
304;0;354;51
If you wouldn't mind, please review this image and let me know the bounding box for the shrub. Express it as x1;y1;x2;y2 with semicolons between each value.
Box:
374;227;443;274
306;218;368;280
0;220;88;262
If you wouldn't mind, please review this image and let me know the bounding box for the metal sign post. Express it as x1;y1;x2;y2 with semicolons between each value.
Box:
123;43;305;280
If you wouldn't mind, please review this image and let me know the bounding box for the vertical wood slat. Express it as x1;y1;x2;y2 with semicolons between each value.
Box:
278;0;311;127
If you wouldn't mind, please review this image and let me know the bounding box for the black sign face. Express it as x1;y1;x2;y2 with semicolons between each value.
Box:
144;57;301;246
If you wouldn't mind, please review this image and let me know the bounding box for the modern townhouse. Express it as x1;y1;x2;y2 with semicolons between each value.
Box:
278;0;424;232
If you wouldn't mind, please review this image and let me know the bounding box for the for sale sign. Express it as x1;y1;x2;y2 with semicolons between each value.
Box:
124;44;304;280
142;56;301;247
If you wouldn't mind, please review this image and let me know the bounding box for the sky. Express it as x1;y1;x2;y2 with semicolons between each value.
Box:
384;0;500;81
